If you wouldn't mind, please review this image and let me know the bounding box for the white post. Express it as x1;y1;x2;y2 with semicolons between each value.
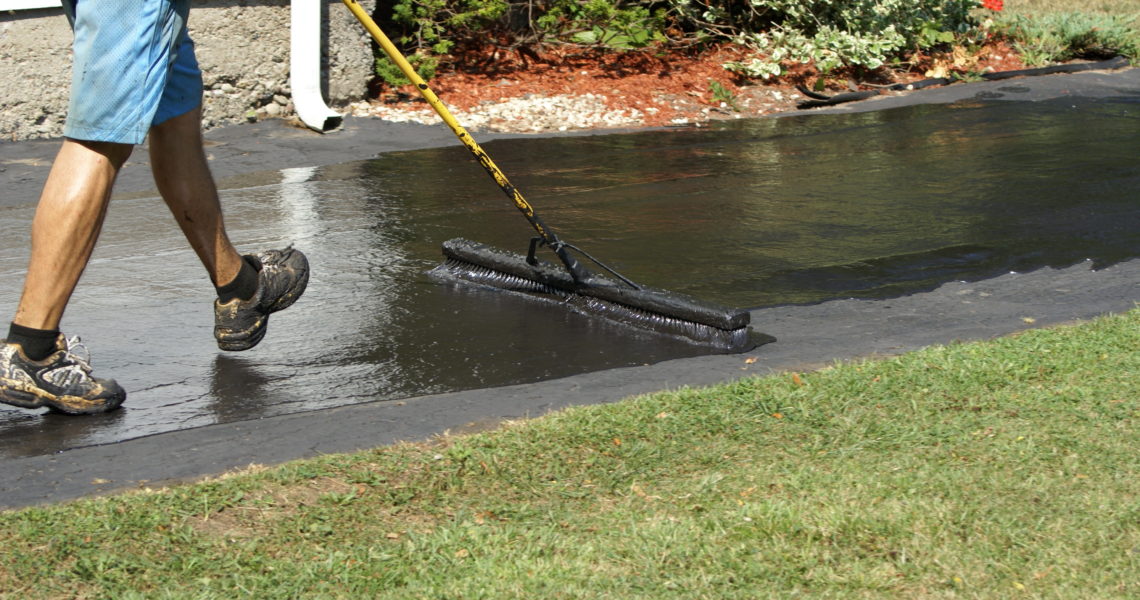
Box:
290;0;343;132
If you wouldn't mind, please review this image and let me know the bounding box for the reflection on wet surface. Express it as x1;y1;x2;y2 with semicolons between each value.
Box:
0;96;1137;456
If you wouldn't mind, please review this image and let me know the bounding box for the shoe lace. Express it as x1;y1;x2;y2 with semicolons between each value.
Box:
54;336;95;386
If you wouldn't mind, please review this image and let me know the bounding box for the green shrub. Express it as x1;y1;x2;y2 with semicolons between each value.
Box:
372;0;508;86
374;52;440;87
535;0;670;49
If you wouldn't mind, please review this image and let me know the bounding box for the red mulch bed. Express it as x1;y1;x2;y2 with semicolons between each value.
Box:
369;41;1029;126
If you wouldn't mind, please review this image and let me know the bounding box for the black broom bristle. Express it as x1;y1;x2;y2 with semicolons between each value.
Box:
429;238;775;353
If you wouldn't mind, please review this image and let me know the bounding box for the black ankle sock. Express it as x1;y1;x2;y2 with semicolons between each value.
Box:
216;256;260;303
7;322;60;361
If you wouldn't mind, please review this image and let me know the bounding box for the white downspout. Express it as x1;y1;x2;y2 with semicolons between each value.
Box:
0;1;62;9
290;0;343;132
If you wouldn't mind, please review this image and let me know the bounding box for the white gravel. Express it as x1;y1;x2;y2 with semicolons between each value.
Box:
345;92;647;132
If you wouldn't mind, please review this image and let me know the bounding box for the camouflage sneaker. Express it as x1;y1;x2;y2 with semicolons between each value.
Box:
0;335;126;415
214;247;309;351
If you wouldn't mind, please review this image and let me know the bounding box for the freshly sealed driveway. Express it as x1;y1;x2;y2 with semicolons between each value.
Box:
2;260;1136;509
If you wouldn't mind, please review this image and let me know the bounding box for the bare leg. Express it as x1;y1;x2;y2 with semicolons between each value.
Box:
148;105;243;287
13;139;133;331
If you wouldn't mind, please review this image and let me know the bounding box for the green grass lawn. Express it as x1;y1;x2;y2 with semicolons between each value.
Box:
1006;0;1140;16
1003;0;1140;60
1;307;1137;598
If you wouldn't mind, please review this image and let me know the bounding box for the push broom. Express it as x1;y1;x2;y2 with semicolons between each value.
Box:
342;0;773;352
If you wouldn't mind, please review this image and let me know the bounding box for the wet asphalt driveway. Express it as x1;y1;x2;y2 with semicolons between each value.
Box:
0;68;1137;509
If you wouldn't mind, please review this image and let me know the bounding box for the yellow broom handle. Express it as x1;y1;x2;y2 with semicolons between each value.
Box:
341;0;552;236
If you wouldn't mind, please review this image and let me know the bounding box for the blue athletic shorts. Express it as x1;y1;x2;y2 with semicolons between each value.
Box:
61;0;203;145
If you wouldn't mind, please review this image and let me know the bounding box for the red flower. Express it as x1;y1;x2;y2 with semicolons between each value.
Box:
981;0;1003;10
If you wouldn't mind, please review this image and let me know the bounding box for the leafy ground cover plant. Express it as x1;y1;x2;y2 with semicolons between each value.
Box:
716;0;986;77
371;0;998;85
368;0;1137;89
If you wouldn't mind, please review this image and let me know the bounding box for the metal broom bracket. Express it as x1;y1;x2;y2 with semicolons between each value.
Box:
526;237;544;266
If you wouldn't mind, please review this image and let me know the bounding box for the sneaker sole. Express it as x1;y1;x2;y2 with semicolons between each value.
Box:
215;253;309;352
0;379;125;415
215;317;269;352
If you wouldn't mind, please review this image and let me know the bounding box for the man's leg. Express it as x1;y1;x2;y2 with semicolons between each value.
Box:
14;139;132;331
148;104;244;288
149;105;309;352
0;139;130;414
